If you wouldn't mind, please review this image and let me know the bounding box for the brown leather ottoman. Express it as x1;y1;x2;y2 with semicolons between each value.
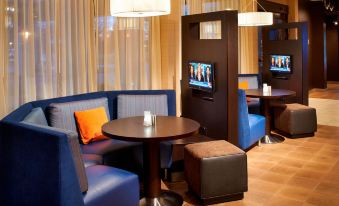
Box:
274;103;317;138
184;140;248;205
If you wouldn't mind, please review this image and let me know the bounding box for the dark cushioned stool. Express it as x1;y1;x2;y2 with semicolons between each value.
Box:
274;103;317;138
184;140;248;205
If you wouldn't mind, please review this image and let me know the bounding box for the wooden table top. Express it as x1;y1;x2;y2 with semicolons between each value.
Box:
245;89;296;99
102;116;200;142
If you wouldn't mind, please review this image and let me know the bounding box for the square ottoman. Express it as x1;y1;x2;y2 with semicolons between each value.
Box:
274;103;317;138
184;140;248;205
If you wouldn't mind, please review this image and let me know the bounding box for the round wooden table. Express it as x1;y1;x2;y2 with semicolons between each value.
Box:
246;89;296;144
102;116;200;206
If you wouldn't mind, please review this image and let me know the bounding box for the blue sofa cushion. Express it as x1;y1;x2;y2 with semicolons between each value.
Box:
81;139;143;173
117;94;168;118
83;154;103;168
238;89;265;150
83;165;139;206
23;107;49;126
81;139;141;155
249;114;266;147
21;122;89;193
47;97;110;133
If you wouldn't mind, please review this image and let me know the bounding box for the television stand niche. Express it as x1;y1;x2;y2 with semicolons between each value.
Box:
192;89;214;101
273;75;289;80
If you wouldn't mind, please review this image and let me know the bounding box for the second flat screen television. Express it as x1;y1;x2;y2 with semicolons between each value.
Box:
270;54;292;74
188;61;214;92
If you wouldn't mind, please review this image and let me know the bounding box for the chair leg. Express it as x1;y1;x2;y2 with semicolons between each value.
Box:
258;139;261;147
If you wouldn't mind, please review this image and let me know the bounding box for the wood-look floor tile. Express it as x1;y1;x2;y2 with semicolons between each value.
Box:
259;171;291;184
264;195;303;206
269;165;297;176
286;176;320;190
279;158;306;168
306;193;339;206
303;161;335;172
276;186;312;202
249;179;282;194
314;182;339;195
294;168;326;179
243;190;271;205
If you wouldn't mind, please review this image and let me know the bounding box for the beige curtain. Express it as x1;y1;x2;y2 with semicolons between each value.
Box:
0;0;8;118
183;0;259;74
0;0;164;119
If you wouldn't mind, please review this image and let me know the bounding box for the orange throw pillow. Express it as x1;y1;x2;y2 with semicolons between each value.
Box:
74;107;109;144
238;81;249;90
238;81;251;102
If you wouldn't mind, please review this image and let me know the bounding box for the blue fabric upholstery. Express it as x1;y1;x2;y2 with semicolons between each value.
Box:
248;99;260;114
81;139;143;174
2;102;33;122
238;89;265;150
238;74;261;115
0;90;176;206
23;107;49;126
0;121;85;206
105;90;176;119
0;121;140;206
31;92;107;117
83;154;103;168
117;94;168;118
83;165;139;206
21;122;89;193
47;97;110;132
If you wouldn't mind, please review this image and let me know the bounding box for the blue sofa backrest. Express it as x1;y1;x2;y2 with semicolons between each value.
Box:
238;89;250;149
0;121;84;206
2;90;176;123
105;90;176;119
238;74;261;89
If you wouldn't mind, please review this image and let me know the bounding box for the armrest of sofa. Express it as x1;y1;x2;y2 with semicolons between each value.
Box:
0;121;84;206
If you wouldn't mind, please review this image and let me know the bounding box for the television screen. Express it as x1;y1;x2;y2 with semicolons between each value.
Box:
188;61;214;92
269;55;292;73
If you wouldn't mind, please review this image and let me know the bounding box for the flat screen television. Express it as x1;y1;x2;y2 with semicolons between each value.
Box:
188;61;214;92
269;54;292;74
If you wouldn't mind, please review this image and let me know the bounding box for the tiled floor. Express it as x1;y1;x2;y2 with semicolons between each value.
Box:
309;98;339;127
163;82;339;206
309;82;339;100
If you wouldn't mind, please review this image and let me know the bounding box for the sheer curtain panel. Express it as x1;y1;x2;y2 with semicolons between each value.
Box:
0;0;163;118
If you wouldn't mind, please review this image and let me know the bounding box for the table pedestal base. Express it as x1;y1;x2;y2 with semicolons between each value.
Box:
261;134;285;144
140;190;183;206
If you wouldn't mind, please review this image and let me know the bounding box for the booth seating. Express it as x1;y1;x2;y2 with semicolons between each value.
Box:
238;89;266;150
184;140;248;205
274;103;317;138
238;74;261;114
0;90;176;206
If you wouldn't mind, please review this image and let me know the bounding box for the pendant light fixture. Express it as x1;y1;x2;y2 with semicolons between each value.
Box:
238;0;273;27
110;0;171;17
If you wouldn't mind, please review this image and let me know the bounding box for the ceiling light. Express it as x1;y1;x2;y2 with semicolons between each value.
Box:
110;0;171;17
238;0;273;27
238;12;273;26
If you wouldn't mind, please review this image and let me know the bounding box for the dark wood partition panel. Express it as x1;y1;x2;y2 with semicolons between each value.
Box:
262;22;309;105
181;11;238;145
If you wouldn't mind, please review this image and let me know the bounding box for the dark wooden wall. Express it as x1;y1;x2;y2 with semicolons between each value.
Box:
299;0;327;89
181;11;238;145
326;23;339;81
262;22;309;105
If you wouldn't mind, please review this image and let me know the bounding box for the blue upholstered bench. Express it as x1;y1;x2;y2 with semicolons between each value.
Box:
0;90;176;206
238;74;261;114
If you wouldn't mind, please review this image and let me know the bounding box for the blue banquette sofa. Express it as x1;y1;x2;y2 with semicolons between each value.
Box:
0;90;176;206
